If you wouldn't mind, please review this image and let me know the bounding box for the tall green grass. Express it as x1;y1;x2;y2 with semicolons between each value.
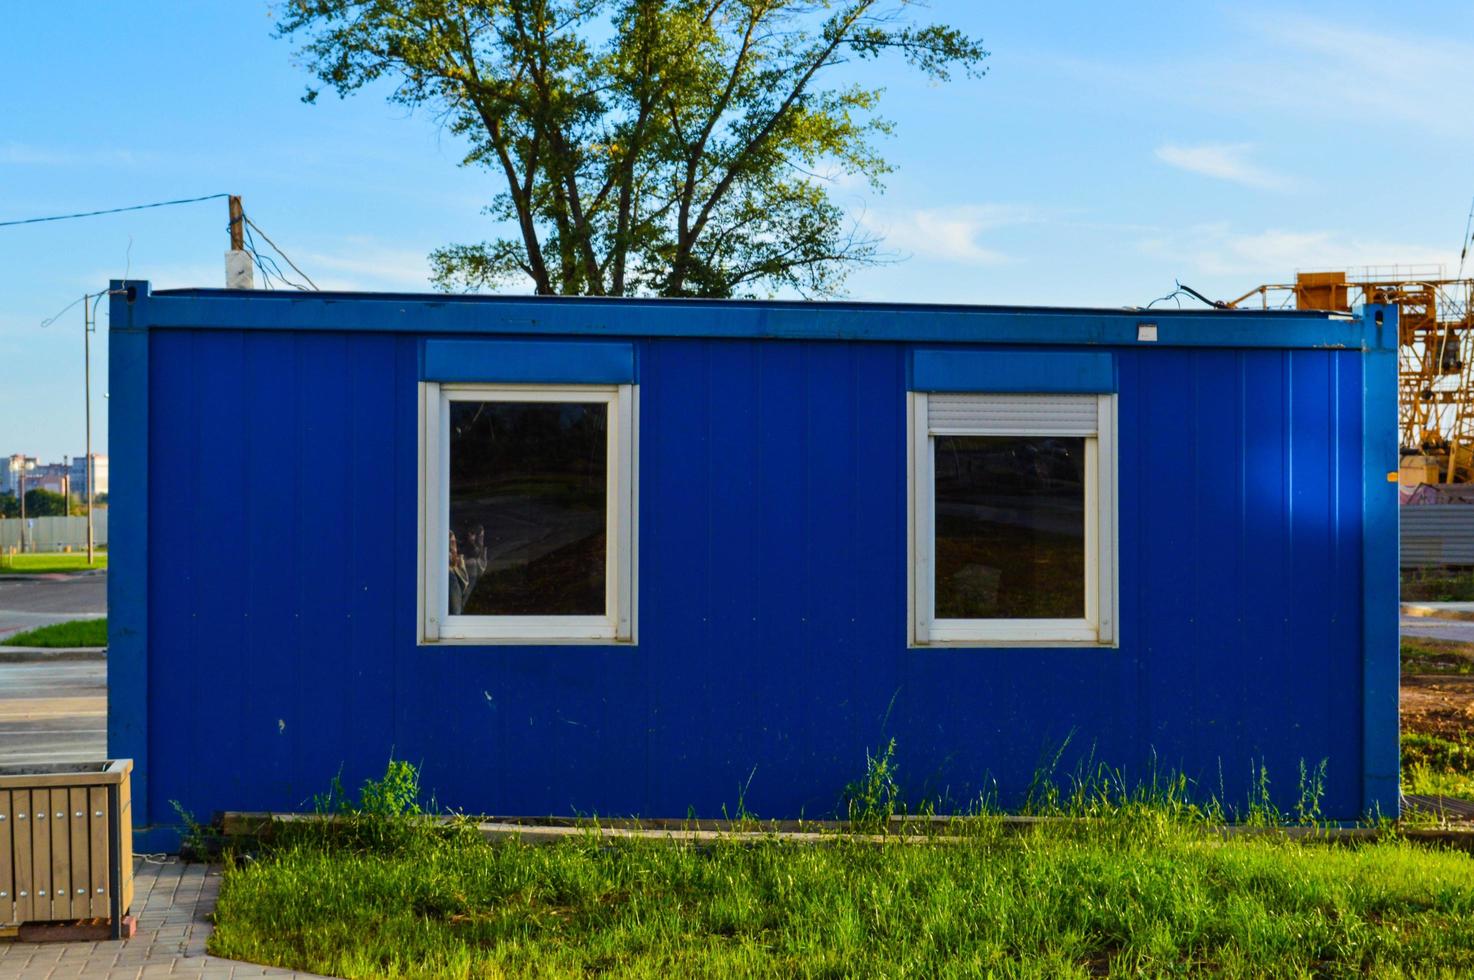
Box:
207;760;1474;978
1404;732;1474;800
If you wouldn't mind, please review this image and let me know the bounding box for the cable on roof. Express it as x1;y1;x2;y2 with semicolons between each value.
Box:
244;216;318;291
0;193;231;228
1176;282;1229;309
1145;280;1226;310
241;220;312;292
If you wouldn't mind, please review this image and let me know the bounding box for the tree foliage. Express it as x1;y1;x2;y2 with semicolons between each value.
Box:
277;0;986;297
0;489;70;518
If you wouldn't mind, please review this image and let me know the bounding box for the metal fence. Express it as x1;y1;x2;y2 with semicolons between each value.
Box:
0;512;109;553
1402;504;1474;567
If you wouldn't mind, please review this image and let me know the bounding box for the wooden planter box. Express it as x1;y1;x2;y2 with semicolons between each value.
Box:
0;760;133;938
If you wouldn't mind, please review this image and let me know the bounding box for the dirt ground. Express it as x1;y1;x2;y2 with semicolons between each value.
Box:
1403;673;1474;740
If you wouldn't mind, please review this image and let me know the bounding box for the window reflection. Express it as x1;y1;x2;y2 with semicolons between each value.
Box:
448;401;607;616
934;435;1085;619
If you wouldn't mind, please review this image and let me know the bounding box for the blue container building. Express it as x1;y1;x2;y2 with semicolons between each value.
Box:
107;281;1399;844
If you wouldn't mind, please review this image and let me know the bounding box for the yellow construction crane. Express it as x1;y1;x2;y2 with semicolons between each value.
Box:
1227;269;1474;483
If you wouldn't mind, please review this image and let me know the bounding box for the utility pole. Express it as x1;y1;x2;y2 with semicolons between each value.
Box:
225;195;254;288
83;297;95;564
17;468;24;553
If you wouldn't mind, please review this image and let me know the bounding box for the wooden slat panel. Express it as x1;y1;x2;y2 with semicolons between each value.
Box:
119;778;133;915
87;788;107;919
49;789;70;921
12;791;31;924
0;765;123;790
0;790;12;926
69;788;88;919
30;790;49;921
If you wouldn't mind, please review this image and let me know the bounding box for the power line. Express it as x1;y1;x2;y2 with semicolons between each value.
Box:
1458;194;1474;281
0;193;230;229
39;294;89;328
244;216;318;290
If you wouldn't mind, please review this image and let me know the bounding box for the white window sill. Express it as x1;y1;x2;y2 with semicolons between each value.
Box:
425;615;629;645
913;618;1114;648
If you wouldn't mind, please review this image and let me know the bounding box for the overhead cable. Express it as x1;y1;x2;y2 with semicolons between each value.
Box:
0;193;231;229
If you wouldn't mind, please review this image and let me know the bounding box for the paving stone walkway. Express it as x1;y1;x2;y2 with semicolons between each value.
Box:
0;857;330;979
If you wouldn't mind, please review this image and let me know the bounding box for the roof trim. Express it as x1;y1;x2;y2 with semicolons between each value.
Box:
110;281;1392;352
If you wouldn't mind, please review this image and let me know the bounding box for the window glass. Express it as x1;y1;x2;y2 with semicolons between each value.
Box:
933;435;1085;619
448;401;607;616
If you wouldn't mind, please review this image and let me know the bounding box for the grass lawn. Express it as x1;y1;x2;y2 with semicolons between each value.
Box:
0;551;107;574
1400;638;1474;801
1401;636;1474;676
209;767;1474;979
211;821;1474;979
1402;567;1474;602
2;617;107;647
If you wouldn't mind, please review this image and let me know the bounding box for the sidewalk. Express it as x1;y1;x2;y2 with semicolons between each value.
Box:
0;857;330;979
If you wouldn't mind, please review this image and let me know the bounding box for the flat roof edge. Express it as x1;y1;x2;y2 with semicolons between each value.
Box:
109;281;1393;352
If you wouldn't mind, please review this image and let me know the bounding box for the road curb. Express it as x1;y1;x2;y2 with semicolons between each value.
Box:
0;569;107;580
1401;603;1474;622
0;646;106;662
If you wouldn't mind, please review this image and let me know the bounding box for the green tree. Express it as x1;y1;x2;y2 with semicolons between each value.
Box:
0;492;16;519
277;0;986;298
21;489;69;517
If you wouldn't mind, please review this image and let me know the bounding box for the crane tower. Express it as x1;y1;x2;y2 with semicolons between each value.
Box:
1229;269;1474;483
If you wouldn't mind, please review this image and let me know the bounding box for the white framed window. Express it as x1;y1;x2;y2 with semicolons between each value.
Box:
908;392;1116;647
419;382;637;644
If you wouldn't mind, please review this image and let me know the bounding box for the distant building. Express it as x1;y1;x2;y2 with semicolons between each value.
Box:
0;454;109;500
69;454;108;499
0;454;37;496
28;462;69;496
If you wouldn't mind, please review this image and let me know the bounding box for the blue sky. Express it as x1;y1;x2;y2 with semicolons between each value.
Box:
3;1;1472;462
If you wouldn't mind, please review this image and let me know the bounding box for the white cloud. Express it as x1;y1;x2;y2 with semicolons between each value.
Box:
1139;223;1459;280
298;239;434;291
1035;12;1474;138
82;238;436;294
0;142;155;167
1233;13;1474;132
862;204;1040;266
1155;143;1290;191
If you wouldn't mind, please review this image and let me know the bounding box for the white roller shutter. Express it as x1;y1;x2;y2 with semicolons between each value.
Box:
927;393;1100;436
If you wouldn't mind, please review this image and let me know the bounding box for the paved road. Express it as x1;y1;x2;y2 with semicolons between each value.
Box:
0;659;106;764
0;570;106;640
1401;615;1474;644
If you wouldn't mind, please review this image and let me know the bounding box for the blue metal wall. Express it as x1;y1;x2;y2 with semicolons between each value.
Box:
129;324;1386;825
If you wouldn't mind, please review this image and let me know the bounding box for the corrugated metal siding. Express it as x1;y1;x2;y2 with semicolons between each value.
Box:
141;334;1374;821
1401;505;1474;567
